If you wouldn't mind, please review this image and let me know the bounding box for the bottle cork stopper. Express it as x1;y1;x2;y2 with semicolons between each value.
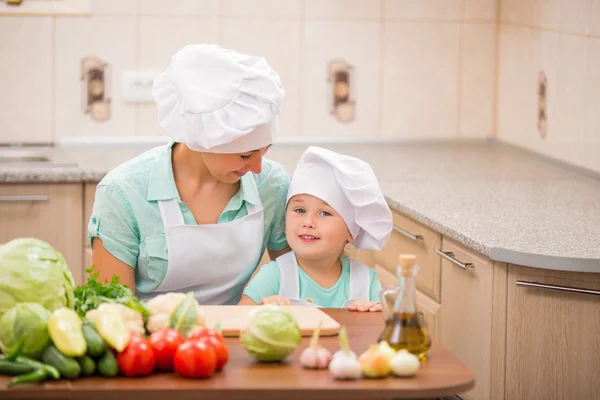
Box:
398;254;416;268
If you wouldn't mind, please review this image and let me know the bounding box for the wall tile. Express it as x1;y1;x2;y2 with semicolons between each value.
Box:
383;0;462;20
221;19;301;137
463;0;497;21
55;17;137;137
382;22;460;139
553;33;588;164
220;0;303;19
500;0;534;25
301;21;381;137
138;0;219;17
459;23;496;138
91;0;136;16
534;0;593;35
589;1;600;36
304;0;381;20
0;17;53;144
138;17;218;136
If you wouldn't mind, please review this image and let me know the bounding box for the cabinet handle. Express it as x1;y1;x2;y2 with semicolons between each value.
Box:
436;250;474;270
393;226;423;242
516;280;600;297
0;195;49;202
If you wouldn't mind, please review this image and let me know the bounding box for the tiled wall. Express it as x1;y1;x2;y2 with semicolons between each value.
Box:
0;0;496;144
497;0;600;173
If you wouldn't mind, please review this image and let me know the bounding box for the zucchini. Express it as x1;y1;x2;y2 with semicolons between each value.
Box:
97;350;119;377
41;344;81;380
82;321;106;357
77;355;96;377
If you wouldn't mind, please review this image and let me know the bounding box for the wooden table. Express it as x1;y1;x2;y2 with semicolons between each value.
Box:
0;309;474;400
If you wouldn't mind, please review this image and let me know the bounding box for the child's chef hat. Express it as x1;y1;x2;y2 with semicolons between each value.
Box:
152;44;284;154
287;146;393;251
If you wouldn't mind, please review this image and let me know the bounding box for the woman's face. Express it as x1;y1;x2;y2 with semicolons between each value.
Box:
202;145;271;183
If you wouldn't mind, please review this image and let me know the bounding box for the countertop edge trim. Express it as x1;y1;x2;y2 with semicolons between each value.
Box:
489;247;600;273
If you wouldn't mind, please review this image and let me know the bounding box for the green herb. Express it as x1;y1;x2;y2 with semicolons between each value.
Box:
74;265;149;324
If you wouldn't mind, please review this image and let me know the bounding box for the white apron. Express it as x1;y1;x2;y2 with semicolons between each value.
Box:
149;174;264;305
276;251;371;308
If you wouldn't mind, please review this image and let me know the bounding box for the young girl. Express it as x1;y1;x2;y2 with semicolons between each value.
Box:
239;146;393;311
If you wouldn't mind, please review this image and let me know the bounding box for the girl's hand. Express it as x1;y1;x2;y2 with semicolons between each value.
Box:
259;295;292;306
348;300;381;312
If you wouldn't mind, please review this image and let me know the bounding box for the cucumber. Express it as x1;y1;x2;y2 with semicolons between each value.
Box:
0;360;36;375
82;321;106;358
77;355;96;377
42;344;81;380
97;350;119;377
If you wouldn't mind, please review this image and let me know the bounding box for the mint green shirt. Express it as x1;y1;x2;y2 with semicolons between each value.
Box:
243;254;382;308
88;141;290;296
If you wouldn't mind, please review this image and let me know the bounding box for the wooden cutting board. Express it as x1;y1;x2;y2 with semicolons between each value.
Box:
201;306;341;337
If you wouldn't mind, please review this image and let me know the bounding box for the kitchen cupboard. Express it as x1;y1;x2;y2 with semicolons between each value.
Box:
505;265;600;400
0;183;84;285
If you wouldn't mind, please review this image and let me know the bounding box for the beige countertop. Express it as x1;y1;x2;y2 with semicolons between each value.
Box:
1;139;599;273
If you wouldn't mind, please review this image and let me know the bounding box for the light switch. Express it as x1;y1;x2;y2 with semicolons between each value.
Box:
122;71;161;103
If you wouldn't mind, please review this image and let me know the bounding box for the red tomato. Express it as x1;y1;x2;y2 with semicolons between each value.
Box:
174;340;216;379
196;336;229;371
189;327;225;345
117;334;156;377
148;328;186;372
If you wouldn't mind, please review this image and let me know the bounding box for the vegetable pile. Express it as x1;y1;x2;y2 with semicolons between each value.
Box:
0;238;225;387
0;237;424;390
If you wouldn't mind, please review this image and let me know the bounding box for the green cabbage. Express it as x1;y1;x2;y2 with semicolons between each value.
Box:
240;306;302;362
0;238;75;319
0;303;51;359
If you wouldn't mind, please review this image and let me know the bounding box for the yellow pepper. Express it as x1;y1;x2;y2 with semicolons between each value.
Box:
48;308;87;357
90;303;130;352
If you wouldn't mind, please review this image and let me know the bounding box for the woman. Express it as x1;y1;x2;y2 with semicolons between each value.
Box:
88;44;291;305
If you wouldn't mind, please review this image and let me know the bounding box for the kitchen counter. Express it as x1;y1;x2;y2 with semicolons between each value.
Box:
1;139;599;272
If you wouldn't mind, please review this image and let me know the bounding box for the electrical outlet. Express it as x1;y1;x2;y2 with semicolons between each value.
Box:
122;71;162;103
538;71;547;138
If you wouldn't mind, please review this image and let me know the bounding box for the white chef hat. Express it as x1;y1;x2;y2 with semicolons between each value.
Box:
287;146;393;251
152;44;284;153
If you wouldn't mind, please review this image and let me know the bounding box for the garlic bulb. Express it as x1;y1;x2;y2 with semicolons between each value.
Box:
329;352;361;380
390;349;420;377
300;321;332;369
329;326;361;380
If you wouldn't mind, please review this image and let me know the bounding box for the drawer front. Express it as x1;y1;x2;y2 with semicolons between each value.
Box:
374;211;442;302
375;263;440;340
439;238;494;400
0;184;84;285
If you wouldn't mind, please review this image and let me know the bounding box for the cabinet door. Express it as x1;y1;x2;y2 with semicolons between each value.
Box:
374;211;442;302
0;184;84;285
506;265;600;400
375;264;441;340
438;239;494;400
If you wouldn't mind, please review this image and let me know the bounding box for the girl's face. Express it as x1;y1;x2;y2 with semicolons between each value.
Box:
285;194;353;261
202;145;271;183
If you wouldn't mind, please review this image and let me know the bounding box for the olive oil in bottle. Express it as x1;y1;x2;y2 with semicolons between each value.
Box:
378;254;431;361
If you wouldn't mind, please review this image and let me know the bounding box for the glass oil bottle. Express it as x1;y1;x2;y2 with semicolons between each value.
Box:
378;254;431;362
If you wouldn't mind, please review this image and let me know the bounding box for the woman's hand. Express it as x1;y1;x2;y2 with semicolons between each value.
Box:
259;295;291;306
348;300;381;312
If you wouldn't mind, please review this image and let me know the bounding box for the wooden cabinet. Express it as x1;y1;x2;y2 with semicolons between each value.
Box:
505;265;600;400
0;183;84;285
374;211;442;302
438;238;506;400
375;264;441;340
